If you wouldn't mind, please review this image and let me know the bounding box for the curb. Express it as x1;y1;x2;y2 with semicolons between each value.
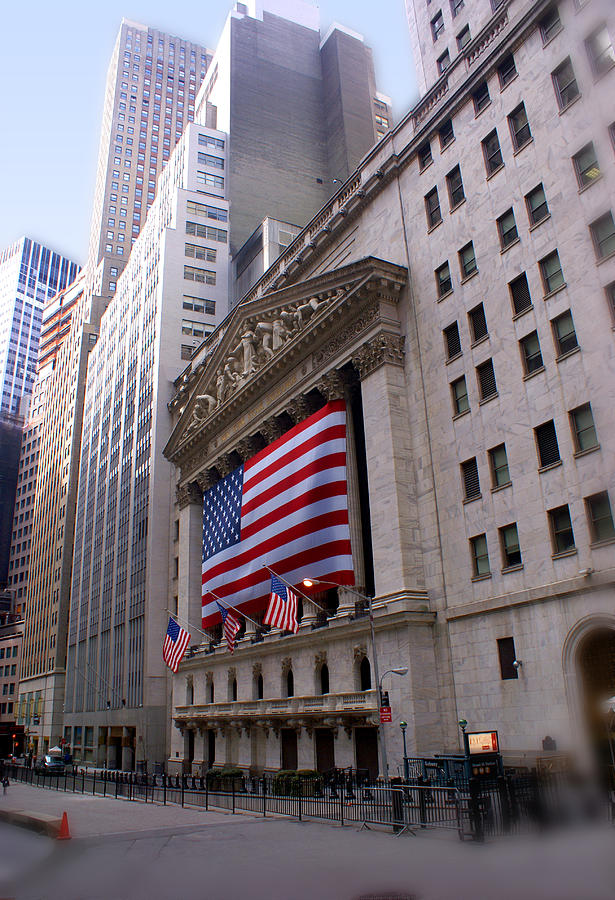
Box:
0;807;62;838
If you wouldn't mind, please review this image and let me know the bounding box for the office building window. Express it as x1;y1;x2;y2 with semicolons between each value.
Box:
450;0;464;16
185;243;216;262
470;534;490;577
181;345;193;361
197;152;224;169
590;212;615;260
585;492;615;543
539;6;562;44
498;53;517;88
431;11;445;41
520;331;544;375
438;50;451;74
457;25;471;51
539;250;565;294
447;165;465;206
197;172;224;189
497;208;519;249
482;130;503;175
500;523;522;568
184;265;216;285
573;143;601;189
548;505;576;554
444;322;462;359
585;25;615;77
508;103;532;150
509;272;532;315
436;261;452;297
552;310;578;356
497;637;519;680
535;420;560;468
439;118;455;149
569;404;598;452
418;141;432;170
451;376;469;414
461;457;480;500
459;241;477;278
525;184;549;225
476;358;497;400
489;444;510;488
468;303;488;342
425;187;442;228
183;296;216;315
552;58;580;109
473;81;490;114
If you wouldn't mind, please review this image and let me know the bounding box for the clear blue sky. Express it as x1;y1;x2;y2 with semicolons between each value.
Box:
0;1;417;266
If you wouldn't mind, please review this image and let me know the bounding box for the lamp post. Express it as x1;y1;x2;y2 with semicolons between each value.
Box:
399;720;409;781
378;667;408;779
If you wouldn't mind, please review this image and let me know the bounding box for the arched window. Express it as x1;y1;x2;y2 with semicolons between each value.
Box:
286;669;294;698
360;656;371;691
257;673;263;699
208;680;215;703
186;677;194;705
232;678;238;701
320;663;329;695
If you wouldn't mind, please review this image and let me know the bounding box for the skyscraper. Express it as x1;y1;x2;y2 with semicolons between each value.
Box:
87;20;212;297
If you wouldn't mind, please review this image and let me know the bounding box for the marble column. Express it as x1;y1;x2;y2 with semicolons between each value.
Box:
177;480;204;635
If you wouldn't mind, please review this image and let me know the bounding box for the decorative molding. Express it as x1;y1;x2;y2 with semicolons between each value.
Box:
352;333;405;380
228;667;236;681
316;370;345;402
252;662;262;678
287;396;312;424
260;417;284;443
281;656;292;675
196;470;217;493
315;650;328;668
312;300;380;366
353;645;368;662
215;453;236;478
176;481;202;509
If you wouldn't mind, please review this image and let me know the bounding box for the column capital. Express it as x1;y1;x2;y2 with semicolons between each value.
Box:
196;470;217;493
236;436;258;461
260;416;284;443
176;481;202;509
287;396;312;424
215;452;236;478
352;333;405;380
316;370;346;402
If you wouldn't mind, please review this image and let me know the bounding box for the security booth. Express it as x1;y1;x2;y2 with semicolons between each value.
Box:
464;730;504;781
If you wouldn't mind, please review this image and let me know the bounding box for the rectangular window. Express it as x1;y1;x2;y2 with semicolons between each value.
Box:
535;420;560;468
525;184;549;225
585;492;615;543
520;331;544;374
444;322;461;358
497;208;519;249
540;6;562;44
184;265;216;284
473;81;490;114
573;143;601;189
508;103;532;150
185;243;216;262
450;0;464;15
509;272;532;315
497;637;519;680
459;242;477;278
439;119;454;150
183;296;216;315
196;171;224;189
476;358;497;400
489;444;510;488
457;25;471;51
197;152;224;169
549;505;576;555
185;221;227;242
570;403;598;452
500;523;522;568
590;212;615;260
437;50;451;74
418;141;432;171
451;376;469;414
461;457;480;500
552;58;580;109
498;53;517;88
539;250;565;294
468;303;488;342
431;11;445;41
181;319;208;338
425;187;442;228
447;165;465;206
181;345;193;361
186;200;227;222
198;134;225;149
552;310;578;356
585;25;615;77
436;261;452;297
470;534;490;576
482;130;503;175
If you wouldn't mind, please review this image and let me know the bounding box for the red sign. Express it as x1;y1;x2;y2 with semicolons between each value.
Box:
467;731;499;754
379;706;392;723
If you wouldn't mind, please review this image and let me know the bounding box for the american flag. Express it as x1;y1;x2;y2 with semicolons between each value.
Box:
263;574;299;633
201;400;353;627
216;601;241;653
163;617;190;672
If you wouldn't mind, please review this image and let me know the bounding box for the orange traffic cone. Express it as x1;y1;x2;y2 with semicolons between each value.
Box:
57;811;71;841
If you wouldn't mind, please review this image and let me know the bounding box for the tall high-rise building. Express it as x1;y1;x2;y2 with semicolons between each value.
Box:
87;20;213;297
57;0;391;768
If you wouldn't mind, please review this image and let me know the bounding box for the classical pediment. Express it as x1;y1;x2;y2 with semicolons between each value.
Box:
164;256;406;468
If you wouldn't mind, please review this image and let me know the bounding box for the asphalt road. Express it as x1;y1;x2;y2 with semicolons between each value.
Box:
0;782;613;900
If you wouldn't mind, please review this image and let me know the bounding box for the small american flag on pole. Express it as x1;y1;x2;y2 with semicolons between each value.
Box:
263;574;299;633
216;601;241;654
163;617;190;672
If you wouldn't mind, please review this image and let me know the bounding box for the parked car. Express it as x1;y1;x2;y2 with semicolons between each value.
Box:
35;754;66;775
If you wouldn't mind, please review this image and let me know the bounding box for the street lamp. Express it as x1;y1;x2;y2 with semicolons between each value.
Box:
399;720;409;781
378;668;408;779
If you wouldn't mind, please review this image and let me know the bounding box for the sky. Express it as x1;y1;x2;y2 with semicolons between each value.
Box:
0;0;417;266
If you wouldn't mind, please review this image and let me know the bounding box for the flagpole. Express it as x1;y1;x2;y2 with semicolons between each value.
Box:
165;608;212;641
264;565;328;614
205;589;262;629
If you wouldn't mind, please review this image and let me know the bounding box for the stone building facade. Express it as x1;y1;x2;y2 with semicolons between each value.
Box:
165;0;615;778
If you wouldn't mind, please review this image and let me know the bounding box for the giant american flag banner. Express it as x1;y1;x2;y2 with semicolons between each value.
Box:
201;399;354;627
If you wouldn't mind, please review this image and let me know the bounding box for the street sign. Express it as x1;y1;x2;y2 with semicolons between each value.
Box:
379;706;392;723
467;730;499;754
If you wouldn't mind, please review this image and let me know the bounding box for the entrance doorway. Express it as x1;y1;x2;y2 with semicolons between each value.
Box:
280;728;298;770
355;727;378;780
315;729;335;772
207;731;216;770
578;627;615;787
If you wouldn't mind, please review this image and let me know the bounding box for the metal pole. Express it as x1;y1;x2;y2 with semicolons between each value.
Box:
368;594;388;780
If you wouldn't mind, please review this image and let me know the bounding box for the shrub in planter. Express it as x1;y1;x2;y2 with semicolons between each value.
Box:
220;765;244;792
